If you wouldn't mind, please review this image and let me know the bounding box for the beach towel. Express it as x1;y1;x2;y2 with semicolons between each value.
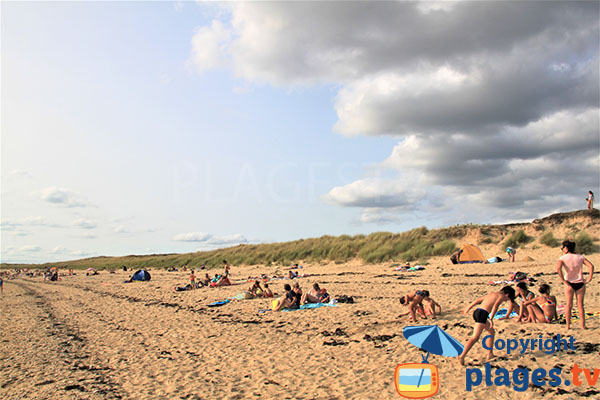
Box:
207;299;230;307
394;265;425;271
493;308;519;319
556;305;600;318
282;302;338;312
488;278;536;286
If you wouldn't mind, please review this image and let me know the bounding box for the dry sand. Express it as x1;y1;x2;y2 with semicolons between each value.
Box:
1;247;599;400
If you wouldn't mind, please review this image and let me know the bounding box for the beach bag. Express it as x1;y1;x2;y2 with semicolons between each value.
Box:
335;295;354;304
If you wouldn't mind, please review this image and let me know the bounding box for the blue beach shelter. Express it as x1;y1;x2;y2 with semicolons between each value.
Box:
131;269;151;281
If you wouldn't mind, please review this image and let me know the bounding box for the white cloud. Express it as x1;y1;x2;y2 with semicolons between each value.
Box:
0;216;63;237
114;225;128;234
189;19;232;74
0;220;17;231
52;246;68;254
173;232;213;242
207;234;248;246
71;250;94;257
41;187;89;208
173;232;248;246
322;178;426;208
359;208;403;225
72;218;97;229
9;169;33;178
19;245;42;252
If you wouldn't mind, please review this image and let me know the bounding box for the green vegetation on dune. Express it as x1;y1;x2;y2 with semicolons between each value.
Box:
2;226;463;270
575;232;600;254
3;210;597;270
503;229;532;248
539;231;559;247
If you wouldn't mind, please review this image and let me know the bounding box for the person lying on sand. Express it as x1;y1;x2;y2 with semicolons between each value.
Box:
516;282;546;323
398;290;428;321
274;283;300;311
301;283;330;304
458;286;516;366
211;274;231;287
522;283;557;323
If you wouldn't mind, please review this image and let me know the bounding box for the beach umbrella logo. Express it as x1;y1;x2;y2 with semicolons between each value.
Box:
395;325;464;399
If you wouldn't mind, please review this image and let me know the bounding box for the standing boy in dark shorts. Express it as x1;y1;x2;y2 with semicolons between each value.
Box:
458;286;516;365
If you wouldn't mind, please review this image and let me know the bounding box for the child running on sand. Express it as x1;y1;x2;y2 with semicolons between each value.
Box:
458;286;516;366
398;290;428;321
522;284;557;323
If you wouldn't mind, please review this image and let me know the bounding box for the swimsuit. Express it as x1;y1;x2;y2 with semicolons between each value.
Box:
567;281;585;291
473;308;489;323
542;297;555;308
415;290;426;297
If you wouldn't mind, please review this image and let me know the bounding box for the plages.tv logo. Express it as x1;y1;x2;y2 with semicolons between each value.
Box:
395;362;439;399
396;325;465;399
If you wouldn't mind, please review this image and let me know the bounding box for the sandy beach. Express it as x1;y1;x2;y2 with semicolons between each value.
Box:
1;238;599;400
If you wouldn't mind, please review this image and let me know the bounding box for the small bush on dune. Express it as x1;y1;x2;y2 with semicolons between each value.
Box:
503;230;531;248
575;232;599;254
540;232;559;247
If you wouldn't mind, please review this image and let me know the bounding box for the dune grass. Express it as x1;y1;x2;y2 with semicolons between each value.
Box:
539;231;560;247
2;226;464;271
3;211;597;270
503;229;532;248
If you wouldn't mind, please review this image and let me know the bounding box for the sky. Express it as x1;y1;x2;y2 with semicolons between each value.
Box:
1;1;599;264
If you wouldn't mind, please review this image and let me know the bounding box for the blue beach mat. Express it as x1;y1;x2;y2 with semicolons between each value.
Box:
208;299;230;307
494;308;518;319
282;302;338;312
